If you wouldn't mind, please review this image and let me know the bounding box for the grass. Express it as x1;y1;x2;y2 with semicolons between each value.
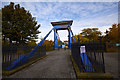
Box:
70;54;113;79
2;55;48;76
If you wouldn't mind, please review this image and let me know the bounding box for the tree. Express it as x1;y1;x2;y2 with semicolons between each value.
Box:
109;24;118;42
57;39;63;45
81;28;102;41
41;39;54;51
27;39;37;46
104;24;119;43
118;24;120;42
102;24;120;43
72;34;89;43
2;2;40;45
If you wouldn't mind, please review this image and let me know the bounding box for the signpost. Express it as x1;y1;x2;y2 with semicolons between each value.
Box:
80;46;86;54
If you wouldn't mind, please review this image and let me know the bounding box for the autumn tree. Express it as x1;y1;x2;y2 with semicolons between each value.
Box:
104;24;119;43
118;24;120;42
72;34;89;43
2;2;40;45
57;39;63;45
81;28;102;41
108;24;117;42
41;39;54;51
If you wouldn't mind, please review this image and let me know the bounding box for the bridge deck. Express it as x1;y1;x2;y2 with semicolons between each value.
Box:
5;49;76;78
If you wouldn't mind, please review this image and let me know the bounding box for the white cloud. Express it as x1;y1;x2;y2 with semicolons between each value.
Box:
99;25;111;35
2;2;118;43
71;25;111;36
74;12;117;27
12;2;117;25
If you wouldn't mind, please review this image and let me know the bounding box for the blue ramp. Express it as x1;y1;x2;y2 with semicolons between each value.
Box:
6;28;54;70
80;53;95;72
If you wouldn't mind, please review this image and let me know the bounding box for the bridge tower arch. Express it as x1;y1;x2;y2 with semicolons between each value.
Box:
51;20;76;49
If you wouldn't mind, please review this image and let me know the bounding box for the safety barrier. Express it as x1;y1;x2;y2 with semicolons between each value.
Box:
71;41;105;73
2;45;46;70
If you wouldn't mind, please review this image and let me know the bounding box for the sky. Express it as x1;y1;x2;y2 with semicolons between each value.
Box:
1;1;118;43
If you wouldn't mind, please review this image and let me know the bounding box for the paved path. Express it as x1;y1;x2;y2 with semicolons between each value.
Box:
6;49;76;78
104;52;119;78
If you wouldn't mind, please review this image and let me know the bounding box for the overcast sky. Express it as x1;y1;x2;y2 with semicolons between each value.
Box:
2;2;118;43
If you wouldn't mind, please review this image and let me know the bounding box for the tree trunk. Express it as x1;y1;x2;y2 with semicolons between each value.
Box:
9;39;12;45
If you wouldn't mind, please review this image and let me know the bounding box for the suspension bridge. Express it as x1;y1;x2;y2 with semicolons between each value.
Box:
2;20;113;79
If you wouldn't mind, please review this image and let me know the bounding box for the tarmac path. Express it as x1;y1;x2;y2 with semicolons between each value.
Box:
6;49;76;78
104;52;119;78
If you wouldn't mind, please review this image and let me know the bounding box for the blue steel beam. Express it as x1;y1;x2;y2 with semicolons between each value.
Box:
53;25;71;30
57;32;61;42
68;28;72;49
54;29;58;49
27;28;54;57
6;28;54;70
70;30;76;43
53;24;71;28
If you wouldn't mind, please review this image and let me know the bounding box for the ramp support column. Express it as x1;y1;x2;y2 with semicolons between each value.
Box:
54;29;58;49
68;27;72;49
